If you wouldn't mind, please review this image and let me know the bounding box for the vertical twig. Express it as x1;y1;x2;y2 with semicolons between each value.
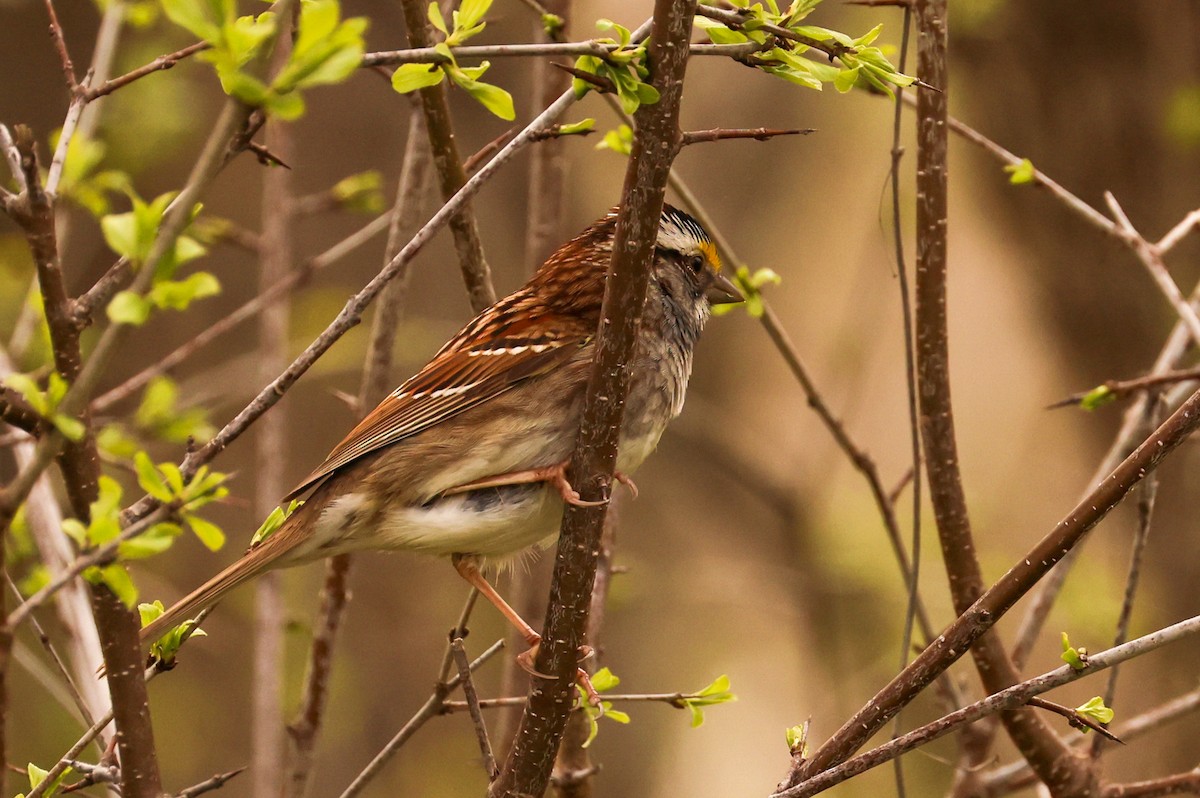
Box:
910;1;1086;791
251;15;298;794
452;637;498;779
399;0;496;313
284;103;432;798
885;9;925;798
488;2;696;795
1090;397;1163;762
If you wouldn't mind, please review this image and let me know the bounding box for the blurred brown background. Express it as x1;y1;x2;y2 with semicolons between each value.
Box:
3;0;1199;795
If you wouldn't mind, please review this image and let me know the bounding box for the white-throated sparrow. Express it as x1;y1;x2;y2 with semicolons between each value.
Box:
140;204;741;656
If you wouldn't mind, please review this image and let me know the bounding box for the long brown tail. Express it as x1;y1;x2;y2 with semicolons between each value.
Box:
139;518;304;646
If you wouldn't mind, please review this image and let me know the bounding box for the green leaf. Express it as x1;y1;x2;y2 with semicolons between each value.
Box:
1061;632;1088;671
148;271;221;311
556;118;595;136
597;124;634;155
1080;385;1116;411
97;423;139;460
590;666;620;692
392;63;445;93
252;499;304;545
1075;696;1115;728
604;706;631;723
457;0;492;30
61;518;88;547
27;763;49;790
100;211;140;260
106;290;151;326
459;77;515;120
119;522;182;559
1004;157;1037;185
785;723;809;755
161;0;226;42
3;373;48;415
50;413;85;442
135;451;174;502
89;563;138;607
331;171;385;213
833;65;861;93
186;514;226;551
139;600;166;628
428;1;448;35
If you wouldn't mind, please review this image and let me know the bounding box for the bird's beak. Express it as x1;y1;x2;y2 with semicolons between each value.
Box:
706;271;744;305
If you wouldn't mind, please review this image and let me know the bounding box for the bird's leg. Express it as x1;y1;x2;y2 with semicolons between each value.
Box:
451;554;602;705
444;463;639;506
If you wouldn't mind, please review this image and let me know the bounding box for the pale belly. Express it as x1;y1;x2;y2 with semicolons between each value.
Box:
309;484;563;562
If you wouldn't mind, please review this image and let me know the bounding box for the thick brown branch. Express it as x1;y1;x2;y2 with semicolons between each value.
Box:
0;385;42;435
908;1;1085;792
488;2;694;795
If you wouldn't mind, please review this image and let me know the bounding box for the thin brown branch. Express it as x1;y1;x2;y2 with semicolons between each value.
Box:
246;140;292;169
1156;209;1200;253
283;554;352;797
680;126;814;145
489;1;692;794
1104;772;1200;798
4;576;97;734
1025;697;1122;744
984;684;1200;795
70;258;132;328
1013;276;1200;667
42;0;77;92
400;0;496;313
774;614;1200;798
551;61;616;92
1090;400;1163;762
696;3;851;60
171;767;246;798
452;637;498;779
83;42;211;101
1048;368;1200;409
337;639;505;798
1106;192;1200;346
784;384;1200;789
906;1;1085;792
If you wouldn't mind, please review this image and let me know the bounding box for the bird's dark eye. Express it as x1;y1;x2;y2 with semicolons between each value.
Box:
687;254;705;274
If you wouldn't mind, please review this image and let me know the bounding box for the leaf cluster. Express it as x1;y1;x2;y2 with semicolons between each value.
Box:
2;371;85;441
570;20;660;115
695;0;913;96
391;0;516;121
101;189;219;326
163;0;366;120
